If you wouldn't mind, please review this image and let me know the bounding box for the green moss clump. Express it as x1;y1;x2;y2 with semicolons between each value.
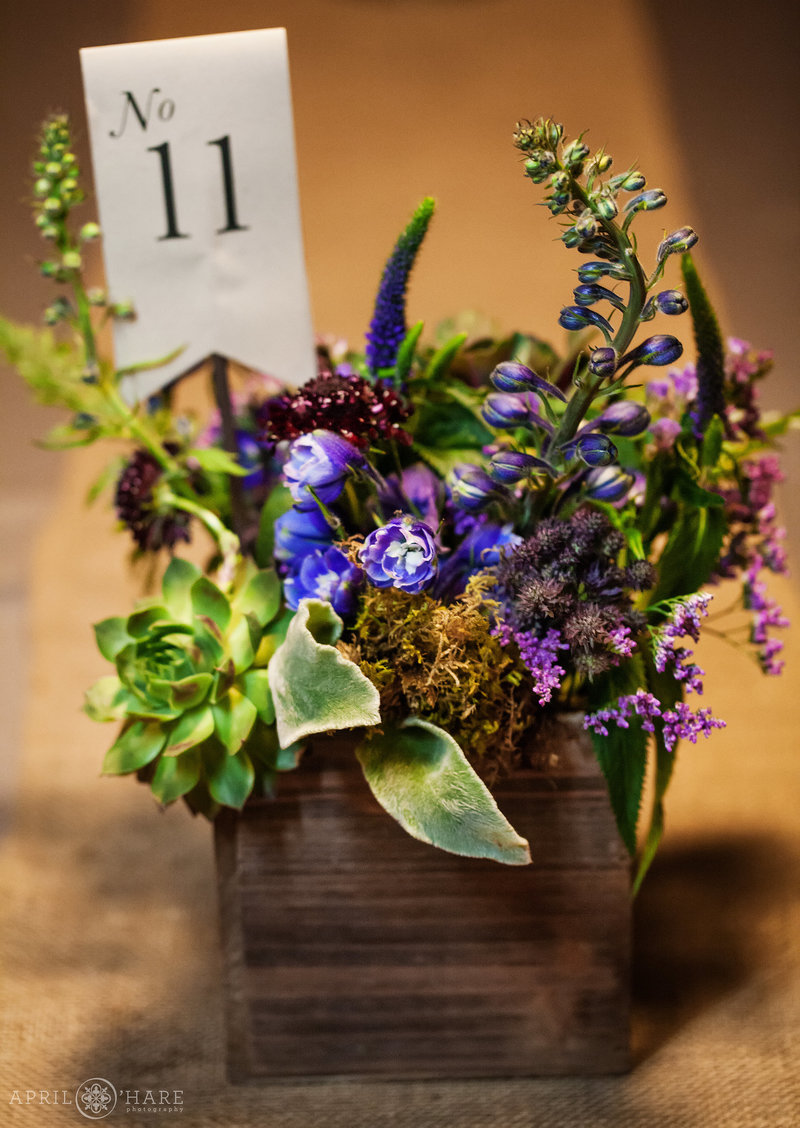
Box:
340;577;536;780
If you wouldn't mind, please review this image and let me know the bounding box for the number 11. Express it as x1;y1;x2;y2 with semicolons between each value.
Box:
147;134;249;240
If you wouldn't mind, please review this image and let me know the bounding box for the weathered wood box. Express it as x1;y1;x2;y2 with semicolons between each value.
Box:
214;714;631;1082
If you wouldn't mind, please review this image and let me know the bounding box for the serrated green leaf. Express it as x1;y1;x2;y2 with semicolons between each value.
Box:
207;746;255;808
254;483;292;567
356;718;531;865
103;720;166;775
652;506;726;603
163;705;215;756
150;748;201;805
268;599;381;747
233;568;281;626
238;668;275;723
161;557;201;622
84;676;127;723
212;687;258;754
186;446;249;475
94;617;133;662
190;576;231;632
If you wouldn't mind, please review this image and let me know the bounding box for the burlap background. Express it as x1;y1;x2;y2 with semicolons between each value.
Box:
1;449;798;1128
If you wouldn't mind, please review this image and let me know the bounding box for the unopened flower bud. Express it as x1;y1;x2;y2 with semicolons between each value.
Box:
112;300;135;320
653;289;689;316
595;401;651;437
573;283;626;312
610;171;646;192
574;433;618;467
575;211;598;239
622;335;684;367
578;261;630;283
594;192;618;220
561;227;582;248
450;465;500;511
43;197;62;214
546;120;563;148
482;392;532;428
488;450;551;483
550;171;570;193
490;362;566;401
592;152;613;173
558;306;613;335
80;222;101;242
588;347;618;378
87;288;107;306
62;250;81;270
585;465;635;501
656;227;699;261
34;178;50;197
563;140;590;170
624;189;667;215
45;162;61;177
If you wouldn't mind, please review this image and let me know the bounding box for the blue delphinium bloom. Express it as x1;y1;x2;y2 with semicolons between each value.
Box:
359;516;438;593
274;506;334;562
379;462;444;530
283;430;365;510
435;518;521;601
365;197;435;376
284;547;364;618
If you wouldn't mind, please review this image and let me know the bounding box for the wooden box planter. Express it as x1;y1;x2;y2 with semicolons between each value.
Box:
214;714;631;1082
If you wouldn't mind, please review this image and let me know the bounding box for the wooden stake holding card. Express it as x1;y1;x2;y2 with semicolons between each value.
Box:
80;29;316;402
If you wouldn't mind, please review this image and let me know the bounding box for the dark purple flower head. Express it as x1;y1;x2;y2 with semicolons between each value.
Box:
359;516;438;594
284;547;364;618
283;430;365;510
115;447;191;553
274;505;334;562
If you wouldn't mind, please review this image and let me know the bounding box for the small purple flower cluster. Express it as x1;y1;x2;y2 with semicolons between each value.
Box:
493;621;568;705
652;593;712;696
584;689;725;753
745;555;790;675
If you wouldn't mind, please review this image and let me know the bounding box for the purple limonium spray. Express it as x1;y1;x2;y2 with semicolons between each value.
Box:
584;690;725;753
744;555;790;675
359;516;438;594
365;197;435;376
493;622;568;706
652;593;713;695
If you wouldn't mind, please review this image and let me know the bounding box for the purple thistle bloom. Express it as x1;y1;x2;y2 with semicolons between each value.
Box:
283;430;365;510
284;547;364;618
359;516;438;594
274;505;334;562
365;197;435;376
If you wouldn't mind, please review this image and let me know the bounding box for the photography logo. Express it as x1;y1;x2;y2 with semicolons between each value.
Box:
75;1078;117;1120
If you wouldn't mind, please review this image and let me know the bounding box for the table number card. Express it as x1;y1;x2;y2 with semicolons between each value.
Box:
80;28;315;400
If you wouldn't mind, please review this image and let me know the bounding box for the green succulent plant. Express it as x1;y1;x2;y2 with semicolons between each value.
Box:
84;556;296;815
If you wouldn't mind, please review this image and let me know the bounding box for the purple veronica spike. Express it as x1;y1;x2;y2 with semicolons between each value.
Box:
284;547;364;618
359;516;437;593
490;362;566;401
283;430;365;510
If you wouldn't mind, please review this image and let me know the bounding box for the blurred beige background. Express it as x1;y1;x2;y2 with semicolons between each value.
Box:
1;4;799;1124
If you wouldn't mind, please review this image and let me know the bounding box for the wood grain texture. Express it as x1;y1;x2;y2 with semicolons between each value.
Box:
214;714;631;1082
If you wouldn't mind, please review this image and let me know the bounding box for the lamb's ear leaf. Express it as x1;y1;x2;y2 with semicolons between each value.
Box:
268;599;381;747
356;717;531;866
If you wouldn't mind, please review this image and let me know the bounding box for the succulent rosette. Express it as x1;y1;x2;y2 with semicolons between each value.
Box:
359;516;438;593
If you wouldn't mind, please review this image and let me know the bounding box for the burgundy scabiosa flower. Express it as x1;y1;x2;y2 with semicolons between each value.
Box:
359;516;438;594
115;448;191;552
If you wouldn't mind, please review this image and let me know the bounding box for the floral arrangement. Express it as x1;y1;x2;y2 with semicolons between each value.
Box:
3;114;796;889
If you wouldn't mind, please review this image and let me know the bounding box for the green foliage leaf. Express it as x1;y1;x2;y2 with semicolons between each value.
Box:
413;398;493;452
94;617;133;662
233;568;281;626
190;576;231;632
700;414;725;469
103;720;166;775
84;676;127;723
161;557;201;623
254;484;292;567
211;686;258;754
150;672;213;711
207;745;255;808
238;668;275;724
588;656;650;857
395;320;424;384
225;612;259;673
186;446;249;476
268;599;381;747
422;332;468;384
673;469;725;508
356;717;531;865
681;252;726;431
150;748;201;805
164;705;215;756
652;506;726;603
126;605;171;639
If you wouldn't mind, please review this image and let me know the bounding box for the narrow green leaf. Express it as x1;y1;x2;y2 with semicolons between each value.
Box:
254;483;292;567
413;398;493;452
161;557;201;622
151;748;201;805
186;446;249;475
700;414;725;469
268;599;381;747
163;705;215;756
212;687;258;755
356;718;531;865
423;332;468;384
103;720;166;775
94;617;133;662
207;746;255;808
190;576;231;632
395;320;424;383
681;252;726;433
